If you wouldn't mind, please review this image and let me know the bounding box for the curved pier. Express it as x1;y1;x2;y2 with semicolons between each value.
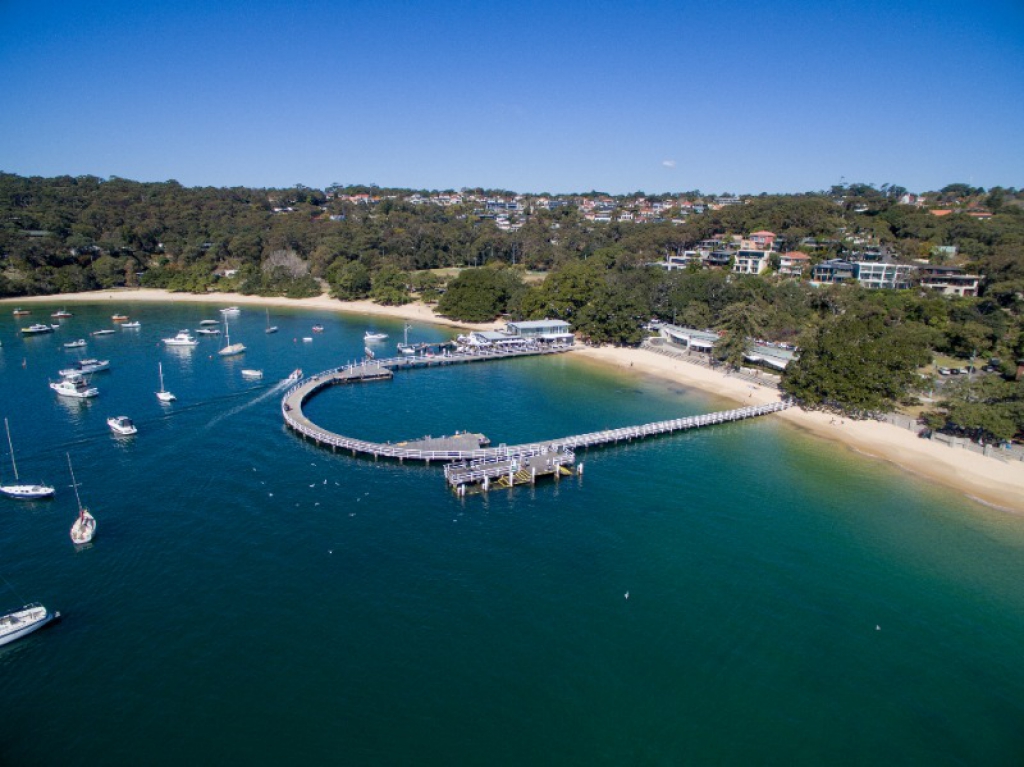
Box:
281;349;792;466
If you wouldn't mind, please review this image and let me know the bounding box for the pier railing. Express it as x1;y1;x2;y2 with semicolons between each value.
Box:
281;351;792;463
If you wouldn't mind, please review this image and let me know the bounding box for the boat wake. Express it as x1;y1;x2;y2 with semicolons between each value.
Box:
203;378;291;431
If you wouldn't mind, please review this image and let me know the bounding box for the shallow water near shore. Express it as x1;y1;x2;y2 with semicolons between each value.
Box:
1;303;1024;765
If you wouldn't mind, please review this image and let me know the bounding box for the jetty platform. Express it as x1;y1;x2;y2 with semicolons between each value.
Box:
281;344;792;491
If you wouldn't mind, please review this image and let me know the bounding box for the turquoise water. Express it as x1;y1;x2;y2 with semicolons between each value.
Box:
1;302;1023;765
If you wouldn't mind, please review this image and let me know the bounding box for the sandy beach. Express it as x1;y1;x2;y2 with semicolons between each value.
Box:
4;288;1021;512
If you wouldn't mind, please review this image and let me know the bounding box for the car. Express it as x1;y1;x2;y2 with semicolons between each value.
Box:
937;367;951;375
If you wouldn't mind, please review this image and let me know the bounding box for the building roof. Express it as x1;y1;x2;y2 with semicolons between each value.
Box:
508;319;570;330
781;251;809;260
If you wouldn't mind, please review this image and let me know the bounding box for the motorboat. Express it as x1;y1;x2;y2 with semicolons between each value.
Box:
0;418;55;500
111;314;128;322
63;339;87;349
106;416;138;436
302;337;313;343
51;309;72;319
12;308;30;317
156;363;176;403
241;369;263;380
162;330;198;347
199;319;220;326
219;306;241;315
59;359;110;376
67;454;96;545
120;321;141;329
196;327;221;335
0;604;59;647
21;324;53;335
91;329;115;336
312;325;324;333
50;323;61;330
285;368;303;382
218;315;245;357
365;331;388;342
50;373;99;399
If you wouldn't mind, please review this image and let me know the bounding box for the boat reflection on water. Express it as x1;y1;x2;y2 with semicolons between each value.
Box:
55;394;94;421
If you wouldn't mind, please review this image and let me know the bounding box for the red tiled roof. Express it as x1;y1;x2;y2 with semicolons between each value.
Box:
930;209;954;217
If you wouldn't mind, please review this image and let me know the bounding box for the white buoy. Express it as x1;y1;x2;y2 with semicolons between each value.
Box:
625;591;630;599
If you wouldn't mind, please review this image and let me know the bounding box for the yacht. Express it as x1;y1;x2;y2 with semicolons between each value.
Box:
21;323;53;335
219;306;241;315
59;359;110;376
106;416;138;436
50;372;99;399
241;369;263;380
199;319;220;326
162;330;199;347
67;454;96;545
51;309;73;319
63;339;87;349
120;321;141;329
365;331;388;342
218;315;245;357
196;327;221;335
0;604;60;647
1;418;55;500
156;363;176;403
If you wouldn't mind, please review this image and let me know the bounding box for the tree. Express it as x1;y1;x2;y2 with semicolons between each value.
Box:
328;261;371;300
436;267;524;322
369;265;410;306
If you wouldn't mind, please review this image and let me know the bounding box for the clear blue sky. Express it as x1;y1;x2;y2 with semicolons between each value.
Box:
2;0;1022;194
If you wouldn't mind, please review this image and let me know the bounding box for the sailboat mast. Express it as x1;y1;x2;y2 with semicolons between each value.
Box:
4;418;20;481
66;453;83;512
224;315;230;347
158;362;165;392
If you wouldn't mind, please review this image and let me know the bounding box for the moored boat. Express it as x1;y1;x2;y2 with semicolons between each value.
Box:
63;339;87;349
59;359;110;376
218;315;245;357
1;418;55;500
21;323;53;335
67;454;96;545
241;369;263;380
50;372;99;399
156;362;176;403
91;329;115;336
111;314;128;322
220;306;241;315
162;330;199;347
12;308;30;317
0;603;59;647
196;327;221;335
265;308;278;334
312;325;325;333
120;321;141;329
199;319;220;326
51;309;72;319
365;331;388;342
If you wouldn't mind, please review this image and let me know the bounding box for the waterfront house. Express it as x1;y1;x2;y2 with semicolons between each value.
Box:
732;249;771;275
918;266;981;297
778;252;810;277
854;261;916;290
811;259;856;285
505;320;575;346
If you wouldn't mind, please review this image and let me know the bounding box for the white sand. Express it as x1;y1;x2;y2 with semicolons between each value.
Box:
6;288;1021;511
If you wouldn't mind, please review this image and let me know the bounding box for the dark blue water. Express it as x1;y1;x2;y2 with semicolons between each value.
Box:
1;302;1023;765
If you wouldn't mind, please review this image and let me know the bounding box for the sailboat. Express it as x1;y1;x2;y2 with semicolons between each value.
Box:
0;418;55;499
156;362;176;403
265;308;278;334
218;314;246;357
397;323;415;355
67;454;96;545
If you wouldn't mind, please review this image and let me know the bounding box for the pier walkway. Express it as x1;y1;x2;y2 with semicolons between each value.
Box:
281;347;792;473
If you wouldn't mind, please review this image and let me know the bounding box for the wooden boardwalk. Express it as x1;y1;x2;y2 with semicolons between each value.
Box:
281;348;792;467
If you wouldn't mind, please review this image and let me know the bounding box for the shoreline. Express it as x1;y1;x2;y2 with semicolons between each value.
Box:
4;288;1021;512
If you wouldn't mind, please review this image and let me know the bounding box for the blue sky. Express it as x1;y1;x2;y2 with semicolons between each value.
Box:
1;0;1022;194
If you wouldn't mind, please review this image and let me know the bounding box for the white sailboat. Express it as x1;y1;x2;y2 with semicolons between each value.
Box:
67;454;96;545
397;323;415;355
0;603;60;647
156;362;176;403
218;314;246;357
0;418;55;500
265;308;278;334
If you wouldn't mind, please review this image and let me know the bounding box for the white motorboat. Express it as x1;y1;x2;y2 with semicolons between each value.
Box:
218;315;245;357
302;337;313;343
0;603;59;647
59;359;110;376
156;362;176;403
52;309;73;318
106;416;138;436
12;308;30;316
241;369;263;380
285;368;303;382
220;306;241;315
67;454;96;545
91;329;115;336
365;331;388;342
111;314;128;322
0;418;55;500
196;327;221;335
63;339;87;349
199;319;220;326
50;373;99;399
162;330;198;347
120;321;141;329
21;323;53;335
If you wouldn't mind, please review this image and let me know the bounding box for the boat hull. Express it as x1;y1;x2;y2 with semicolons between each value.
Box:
70;511;96;544
0;605;59;647
0;484;56;499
